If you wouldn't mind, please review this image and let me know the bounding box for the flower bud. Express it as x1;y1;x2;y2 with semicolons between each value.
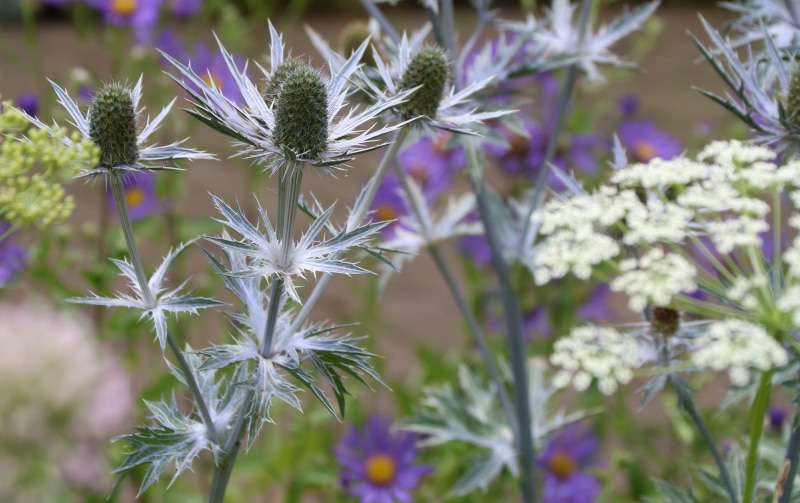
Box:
262;58;304;106
340;22;374;67
787;68;800;122
651;305;680;336
398;47;448;120
88;83;139;167
274;63;329;159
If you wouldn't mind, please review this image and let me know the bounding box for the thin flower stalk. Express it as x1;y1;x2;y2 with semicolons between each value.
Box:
108;170;219;446
745;370;774;503
208;389;253;503
291;127;409;334
777;392;800;503
670;373;738;503
465;142;538;503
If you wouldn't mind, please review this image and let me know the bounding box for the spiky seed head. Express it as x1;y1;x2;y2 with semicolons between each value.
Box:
398;46;448;120
274;63;329;159
88;83;139;167
787;68;800;122
262;58;305;107
651;305;680;336
340;22;374;67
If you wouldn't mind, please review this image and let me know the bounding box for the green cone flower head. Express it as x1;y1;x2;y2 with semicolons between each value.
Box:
274;63;329;159
341;22;375;67
398;46;448;120
787;68;800;122
262;57;304;106
89;83;139;167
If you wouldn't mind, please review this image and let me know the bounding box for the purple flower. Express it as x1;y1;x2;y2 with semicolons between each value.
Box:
0;221;26;287
617;119;683;163
369;176;407;238
157;29;245;105
397;136;458;202
539;424;601;503
106;171;159;220
169;0;201;17
335;416;432;503
15;94;38;117
618;94;638;118
576;284;613;322
87;0;163;46
768;406;787;432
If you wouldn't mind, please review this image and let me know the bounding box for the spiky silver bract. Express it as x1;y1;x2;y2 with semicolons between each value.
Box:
162;22;413;174
24;76;214;180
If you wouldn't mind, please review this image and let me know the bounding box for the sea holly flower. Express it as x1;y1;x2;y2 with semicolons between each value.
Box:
510;0;660;83
24;77;213;181
539;424;601;503
69;240;223;350
106;170;160;220
719;0;800;56
162;22;413;174
335;416;432;503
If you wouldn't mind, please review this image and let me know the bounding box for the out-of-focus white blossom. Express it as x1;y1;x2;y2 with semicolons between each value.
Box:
610;248;697;312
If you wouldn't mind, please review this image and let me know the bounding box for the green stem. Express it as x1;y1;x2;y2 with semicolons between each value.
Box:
778;400;800;503
428;245;518;440
744;370;773;503
466;144;537;503
671;374;737;503
108;170;219;445
291;128;408;333
208;390;254;503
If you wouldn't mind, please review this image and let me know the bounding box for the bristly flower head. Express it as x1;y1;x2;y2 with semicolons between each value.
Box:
397;46;449;120
335;416;432;503
24;76;214;181
163;22;413;174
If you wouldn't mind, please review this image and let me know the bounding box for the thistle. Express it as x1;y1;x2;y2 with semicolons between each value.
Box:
787;68;800;123
398;46;448;120
261;57;304;106
340;22;375;66
89;83;139;168
273;64;329;159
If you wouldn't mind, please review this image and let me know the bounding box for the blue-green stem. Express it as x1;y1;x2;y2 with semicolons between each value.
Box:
744;370;774;503
777;384;800;503
108;170;219;446
440;0;457;60
518;0;591;259
670;374;738;503
427;245;518;441
357;0;400;44
260;162;303;357
465;143;538;503
290;127;409;334
208;389;254;503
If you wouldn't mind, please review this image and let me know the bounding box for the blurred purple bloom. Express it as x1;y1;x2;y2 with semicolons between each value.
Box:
169;0;201;17
157;29;245;105
522;306;552;339
576;284;613;322
369;176;407;239
86;0;163;46
617;119;683;163
539;424;601;503
15;94;38;117
397;135;460;202
78;84;94;105
0;221;26;287
335;416;432;503
768;406;787;432
619;94;638;118
106;171;159;220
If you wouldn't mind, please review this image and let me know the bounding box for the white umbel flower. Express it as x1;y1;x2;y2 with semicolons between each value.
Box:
690;319;788;385
550;325;639;395
611;248;697;312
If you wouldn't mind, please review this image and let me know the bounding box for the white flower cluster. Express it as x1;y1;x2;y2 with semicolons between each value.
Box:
610;157;710;188
551;325;639;395
690;319;788;385
611;248;697;312
623;198;692;245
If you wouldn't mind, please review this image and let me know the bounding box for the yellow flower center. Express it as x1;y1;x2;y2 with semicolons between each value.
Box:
548;451;576;481
125;186;146;208
112;0;137;16
365;454;397;486
375;205;397;222
202;72;222;90
634;140;656;162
